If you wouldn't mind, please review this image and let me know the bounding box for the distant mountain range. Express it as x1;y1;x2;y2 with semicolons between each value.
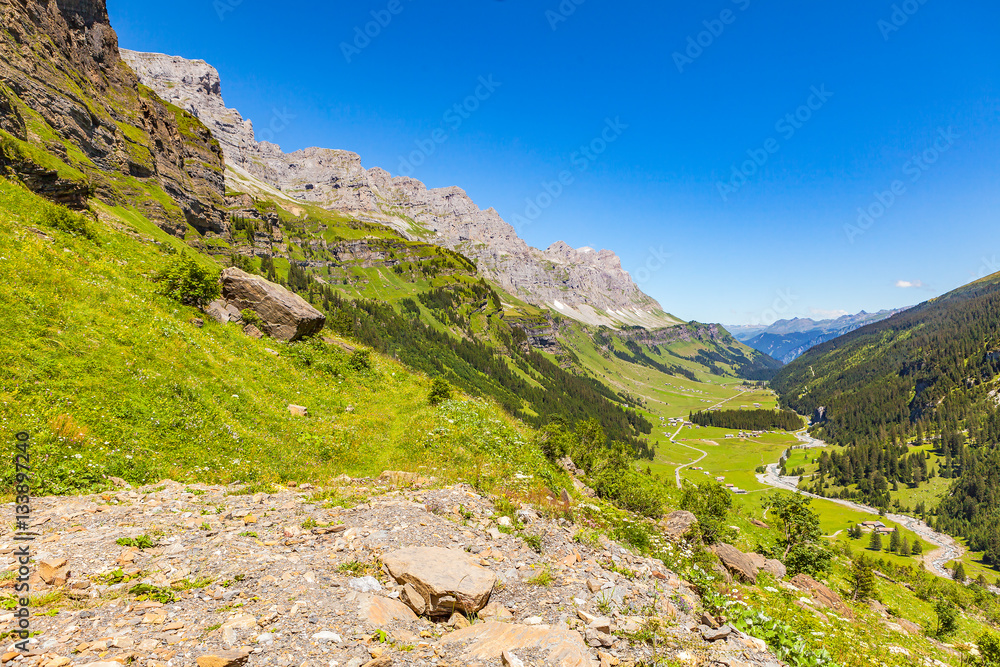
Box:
726;309;908;363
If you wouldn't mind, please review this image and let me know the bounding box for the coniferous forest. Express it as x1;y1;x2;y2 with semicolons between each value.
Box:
689;408;804;431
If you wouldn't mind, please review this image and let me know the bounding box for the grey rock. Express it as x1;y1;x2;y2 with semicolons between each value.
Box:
347;576;382;593
711;543;758;584
701;624;732;642
382;546;496;616
219;268;325;342
660;510;698;542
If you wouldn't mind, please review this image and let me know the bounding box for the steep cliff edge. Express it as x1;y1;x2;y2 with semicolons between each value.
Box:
0;0;225;233
120;49;676;327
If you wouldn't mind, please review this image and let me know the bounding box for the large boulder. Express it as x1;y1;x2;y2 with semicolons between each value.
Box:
382;547;497;617
790;573;854;619
218;267;325;341
711;543;758;584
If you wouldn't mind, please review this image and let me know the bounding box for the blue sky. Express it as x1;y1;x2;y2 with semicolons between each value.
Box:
108;0;1000;325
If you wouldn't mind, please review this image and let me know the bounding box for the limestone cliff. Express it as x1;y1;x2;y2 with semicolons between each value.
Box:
120;49;676;327
0;0;225;233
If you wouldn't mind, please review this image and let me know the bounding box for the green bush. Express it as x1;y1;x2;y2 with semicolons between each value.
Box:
240;308;264;329
42;205;95;240
155;254;220;307
348;349;373;372
680;481;733;544
934;599;959;638
784;543;832;577
116;534;157;549
593;468;666;518
429;377;452;406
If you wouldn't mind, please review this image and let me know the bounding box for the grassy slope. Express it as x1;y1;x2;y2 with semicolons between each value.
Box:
0;179;554;495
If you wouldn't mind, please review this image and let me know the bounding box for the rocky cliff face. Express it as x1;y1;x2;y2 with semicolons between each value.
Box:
120;49;673;326
0;0;225;233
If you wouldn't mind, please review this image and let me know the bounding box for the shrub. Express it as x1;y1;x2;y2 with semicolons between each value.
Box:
680;481;733;544
593;469;666;518
348;349;373;372
429;378;452;406
41;205;96;240
240;308;264;329
784;543;832;578
155;254;220;307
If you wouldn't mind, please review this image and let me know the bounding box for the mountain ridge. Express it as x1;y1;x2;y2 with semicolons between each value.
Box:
119;49;678;329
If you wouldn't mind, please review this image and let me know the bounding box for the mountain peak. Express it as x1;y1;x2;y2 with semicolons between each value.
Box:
122;49;672;328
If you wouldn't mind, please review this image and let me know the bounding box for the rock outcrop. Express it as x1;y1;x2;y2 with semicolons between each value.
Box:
382;546;497;617
120;50;674;327
711;543;759;584
790;573;854;619
660;510;699;542
215;268;326;342
0;0;226;234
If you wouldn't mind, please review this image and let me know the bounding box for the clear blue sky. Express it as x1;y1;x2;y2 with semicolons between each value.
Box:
108;0;1000;325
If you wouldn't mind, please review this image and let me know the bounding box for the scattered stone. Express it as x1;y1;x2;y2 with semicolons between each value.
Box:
443;621;593;667
449;611;471;629
38;557;70;586
660;510;698;541
502;649;525;667
312;630;343;642
401;582;426;615
195;649;251;667
790;574;854;619
702;624;732;642
243;323;263;339
348;576;382;593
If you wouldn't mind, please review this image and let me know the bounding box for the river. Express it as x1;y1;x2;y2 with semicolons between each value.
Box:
755;430;964;580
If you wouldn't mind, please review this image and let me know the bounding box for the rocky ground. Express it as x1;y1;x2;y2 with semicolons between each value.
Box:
0;475;783;667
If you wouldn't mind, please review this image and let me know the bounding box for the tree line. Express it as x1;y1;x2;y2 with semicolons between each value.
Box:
689;408;804;431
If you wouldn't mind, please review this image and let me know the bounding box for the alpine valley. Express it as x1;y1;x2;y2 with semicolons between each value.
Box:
2;2;1000;667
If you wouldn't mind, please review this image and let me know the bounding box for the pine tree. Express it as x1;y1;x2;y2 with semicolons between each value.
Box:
869;530;883;552
849;554;877;601
954;562;967;582
889;527;901;553
900;537;911;556
912;539;923;555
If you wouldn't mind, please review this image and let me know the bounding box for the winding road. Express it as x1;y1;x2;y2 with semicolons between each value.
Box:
670;388;749;489
756;430;964;580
